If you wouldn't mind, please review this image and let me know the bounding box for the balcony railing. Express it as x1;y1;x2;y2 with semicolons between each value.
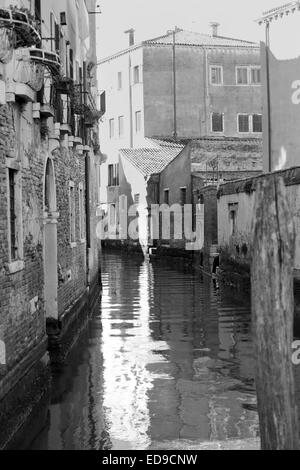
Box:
72;83;103;126
28;49;61;77
0;7;41;49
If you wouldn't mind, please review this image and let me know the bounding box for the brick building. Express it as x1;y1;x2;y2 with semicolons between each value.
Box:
0;0;101;447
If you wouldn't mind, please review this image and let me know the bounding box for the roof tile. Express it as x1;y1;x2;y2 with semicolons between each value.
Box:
119;145;184;177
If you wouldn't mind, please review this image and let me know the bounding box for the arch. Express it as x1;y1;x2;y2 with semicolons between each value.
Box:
43;156;58;320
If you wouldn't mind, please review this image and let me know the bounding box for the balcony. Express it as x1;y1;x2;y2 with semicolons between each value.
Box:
5;49;44;102
0;7;41;49
28;49;60;77
72;83;103;127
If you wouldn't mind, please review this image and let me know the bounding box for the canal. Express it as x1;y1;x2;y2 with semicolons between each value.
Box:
23;250;262;449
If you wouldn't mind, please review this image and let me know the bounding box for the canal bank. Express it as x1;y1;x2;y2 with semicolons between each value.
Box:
0;285;102;451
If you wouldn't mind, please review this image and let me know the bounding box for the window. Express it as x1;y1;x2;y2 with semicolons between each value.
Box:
229;203;238;236
211;113;224;133
237;114;262;133
108;164;119;187
180;187;187;206
252;114;262;133
100;91;106;114
79;183;84;241
97;164;101;204
238;114;250;133
35;0;41;21
118;116;124;137
210;66;223;85
134;194;140;205
69;182;76;245
251;67;261;84
7;166;23;268
164;189;169;205
133;65;140;84
109;118;115;139
55;22;60;52
135;110;142;133
8;169;17;261
69;48;74;79
236;67;249;85
118;71;122;90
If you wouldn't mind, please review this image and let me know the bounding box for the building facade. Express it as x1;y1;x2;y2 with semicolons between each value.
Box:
0;0;101;448
215;2;300;286
98;26;262;214
101;140;192;255
258;2;300;171
190;137;263;273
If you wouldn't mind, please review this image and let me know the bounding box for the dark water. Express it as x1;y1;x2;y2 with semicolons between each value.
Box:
27;250;261;450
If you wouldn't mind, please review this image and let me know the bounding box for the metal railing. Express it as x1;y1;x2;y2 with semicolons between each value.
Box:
0;7;41;48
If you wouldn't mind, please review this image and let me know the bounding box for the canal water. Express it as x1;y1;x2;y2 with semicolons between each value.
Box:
26;250;261;450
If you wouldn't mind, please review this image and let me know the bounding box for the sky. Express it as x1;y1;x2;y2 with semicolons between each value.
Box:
95;0;286;60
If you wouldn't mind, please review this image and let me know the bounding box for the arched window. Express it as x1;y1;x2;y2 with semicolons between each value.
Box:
44;158;56;214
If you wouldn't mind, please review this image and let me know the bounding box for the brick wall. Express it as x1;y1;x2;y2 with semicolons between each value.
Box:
55;147;87;317
0;100;101;399
0;103;46;388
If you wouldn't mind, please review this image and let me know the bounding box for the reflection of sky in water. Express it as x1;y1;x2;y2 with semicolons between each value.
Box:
101;254;258;449
102;261;170;449
26;252;260;450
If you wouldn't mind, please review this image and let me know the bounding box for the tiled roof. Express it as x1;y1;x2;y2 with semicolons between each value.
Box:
119;145;184;177
144;29;258;48
98;29;258;64
147;138;186;149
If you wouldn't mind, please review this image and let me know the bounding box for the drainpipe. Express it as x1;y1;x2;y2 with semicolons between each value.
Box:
172;29;177;140
265;21;272;173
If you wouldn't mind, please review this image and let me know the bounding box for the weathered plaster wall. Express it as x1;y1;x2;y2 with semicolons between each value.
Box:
217;167;300;271
143;45;262;140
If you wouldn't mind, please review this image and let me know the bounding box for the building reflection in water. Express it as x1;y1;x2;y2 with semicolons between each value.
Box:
101;258;171;449
24;251;259;450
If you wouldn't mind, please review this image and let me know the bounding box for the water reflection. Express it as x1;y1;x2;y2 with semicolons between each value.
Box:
27;251;259;450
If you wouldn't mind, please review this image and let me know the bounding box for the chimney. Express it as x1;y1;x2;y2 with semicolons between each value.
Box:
210;22;220;37
124;28;135;46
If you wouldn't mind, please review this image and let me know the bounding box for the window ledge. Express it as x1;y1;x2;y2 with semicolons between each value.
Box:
80;239;86;245
6;260;25;274
70;242;77;249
